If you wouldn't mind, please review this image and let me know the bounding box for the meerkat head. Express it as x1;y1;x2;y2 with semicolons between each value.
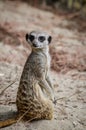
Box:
26;31;52;49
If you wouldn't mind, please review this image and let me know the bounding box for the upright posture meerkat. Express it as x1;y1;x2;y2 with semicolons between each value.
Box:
0;31;55;128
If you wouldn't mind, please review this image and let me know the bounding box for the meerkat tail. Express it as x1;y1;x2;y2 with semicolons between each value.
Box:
0;117;18;128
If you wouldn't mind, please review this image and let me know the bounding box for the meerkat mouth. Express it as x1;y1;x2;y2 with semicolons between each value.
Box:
32;44;45;49
33;46;43;49
32;46;46;50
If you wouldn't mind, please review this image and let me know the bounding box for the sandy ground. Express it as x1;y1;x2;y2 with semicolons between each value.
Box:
0;0;86;130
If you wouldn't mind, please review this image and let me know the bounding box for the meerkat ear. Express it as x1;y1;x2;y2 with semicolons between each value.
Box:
26;33;29;42
48;36;52;44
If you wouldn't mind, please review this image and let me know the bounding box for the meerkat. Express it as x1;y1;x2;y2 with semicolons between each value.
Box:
0;31;55;128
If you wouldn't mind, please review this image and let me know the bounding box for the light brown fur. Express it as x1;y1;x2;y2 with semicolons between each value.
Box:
0;31;54;128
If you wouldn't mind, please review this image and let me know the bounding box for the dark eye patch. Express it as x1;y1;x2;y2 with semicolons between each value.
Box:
38;36;45;42
29;35;35;42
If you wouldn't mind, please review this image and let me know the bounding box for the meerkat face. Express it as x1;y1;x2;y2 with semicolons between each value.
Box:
26;31;52;49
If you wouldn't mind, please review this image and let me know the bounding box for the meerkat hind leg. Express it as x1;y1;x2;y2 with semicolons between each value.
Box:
38;83;54;120
34;82;54;120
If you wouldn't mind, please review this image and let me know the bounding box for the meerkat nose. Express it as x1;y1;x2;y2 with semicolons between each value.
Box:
33;43;38;47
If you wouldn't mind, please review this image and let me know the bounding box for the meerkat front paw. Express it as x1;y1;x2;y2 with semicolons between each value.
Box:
49;94;55;103
53;97;57;105
50;93;57;105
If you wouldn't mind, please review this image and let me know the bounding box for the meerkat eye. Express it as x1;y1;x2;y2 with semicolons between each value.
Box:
38;36;45;42
29;35;35;42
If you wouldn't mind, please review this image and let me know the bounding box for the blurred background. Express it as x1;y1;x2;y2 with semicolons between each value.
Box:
0;0;86;130
7;0;86;15
8;0;86;14
0;0;86;69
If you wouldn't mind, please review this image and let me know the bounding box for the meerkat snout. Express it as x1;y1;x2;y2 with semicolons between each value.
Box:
26;31;52;48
